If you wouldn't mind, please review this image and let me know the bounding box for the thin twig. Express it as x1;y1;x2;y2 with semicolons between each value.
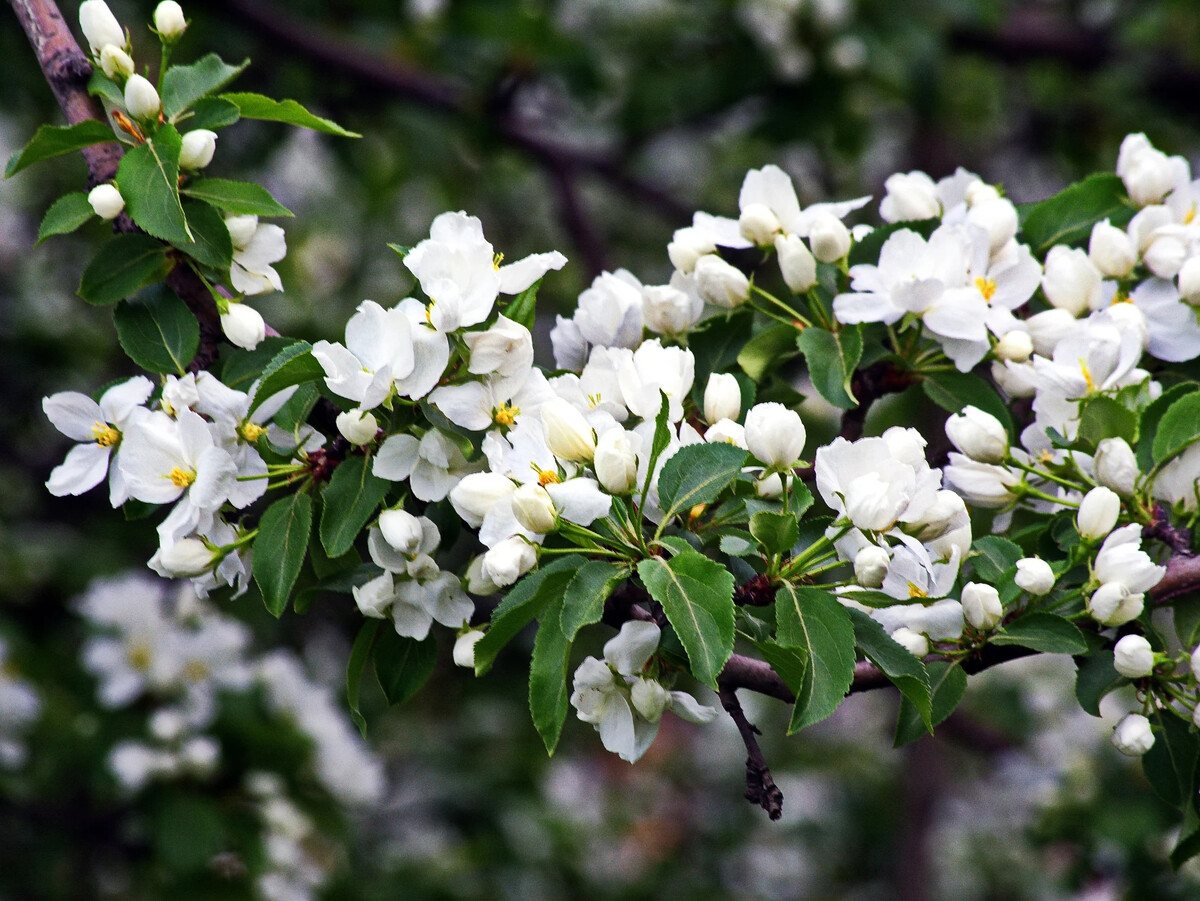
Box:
717;683;783;820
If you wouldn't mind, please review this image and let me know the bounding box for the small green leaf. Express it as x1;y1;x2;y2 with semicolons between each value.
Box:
5;120;116;177
253;492;313;616
1138;383;1199;470
1077;395;1138;451
657;443;748;522
346;619;380;737
991;612;1088;654
163;54;249;120
1074;650;1123;717
37;192;95;243
774;583;856;731
737;322;799;382
182;178;293;217
970;535;1023;582
79;234;168;306
1144;709;1200;807
319;455;390;557
249;341;324;415
113;285;200;374
174;199;233;269
185;97;241;130
922;370;1013;436
560;561;627;640
118;124;191;244
87;71;124;107
848;608;932;732
796;325;863;409
221;92;361;137
1019;173;1134;254
749;511;798;557
639;391;673;508
1153;393;1200;465
894;662;966;746
638;551;735;689
374;629;438;707
504;277;540;330
530;596;573;755
474;556;585;674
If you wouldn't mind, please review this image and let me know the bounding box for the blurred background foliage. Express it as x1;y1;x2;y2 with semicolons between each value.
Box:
6;0;1200;897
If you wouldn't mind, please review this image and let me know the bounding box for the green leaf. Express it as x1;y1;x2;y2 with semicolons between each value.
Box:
1138;382;1200;470
638;551;735;689
657;443;748;522
249;341;324;415
151;793;225;871
970;535;1023;582
1019;173;1134;254
530;596;573;754
992;612;1088;654
185;97;241;130
560;562;627;640
847;608;932;732
346;619;379;737
374;629;438;707
113;285;199;374
773;583;856;731
1153;392;1200;465
787;481;815;518
1074;651;1123;717
894;662;966;746
87;71;124;107
117;124;191;244
690;311;752;398
474;557;585;674
1077;395;1138;451
37;192;95;243
79;234;168;306
253;492;313;617
182;178;293;217
922;370;1013;436
221;92;361;137
1144;709;1200;808
319;455;390;557
749;511;798;557
5;121;116;177
639;391;673;508
1176;596;1200;650
796;325;863;409
174;198;233;269
1171;801;1200;870
737;323;799;382
163;54;249;120
504;277;540;330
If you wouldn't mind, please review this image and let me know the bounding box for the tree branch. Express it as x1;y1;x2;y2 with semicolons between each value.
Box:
717;683;783;820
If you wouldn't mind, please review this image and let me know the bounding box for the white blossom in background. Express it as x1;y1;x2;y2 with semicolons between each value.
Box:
0;639;38;768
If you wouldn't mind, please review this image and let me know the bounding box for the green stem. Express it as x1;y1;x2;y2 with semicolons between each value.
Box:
752;284;811;327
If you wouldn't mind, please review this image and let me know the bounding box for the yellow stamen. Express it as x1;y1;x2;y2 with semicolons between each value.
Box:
126;642;152;672
494;403;520;427
184;660;210;683
974;276;997;301
239;422;267;443
167;467;196;488
492;252;505;271
1186;204;1196;225
1037;449;1054;464
1111;292;1131;305
1078;359;1096;393
425;300;435;326
92;421;120;447
907;583;928;599
534;466;561;487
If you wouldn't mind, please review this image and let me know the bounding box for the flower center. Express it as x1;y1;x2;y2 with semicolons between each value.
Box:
92;421;120;447
494;403;520;427
184;660;210;683
974;276;997;301
492;252;505;271
534;466;561;487
238;422;267;443
126;641;152;672
907;583;928;599
1111;292;1131;305
167;467;196;488
1078;359;1097;393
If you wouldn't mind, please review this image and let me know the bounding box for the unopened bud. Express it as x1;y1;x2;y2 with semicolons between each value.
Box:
1014;558;1054;595
739;202;781;246
379;509;424;555
511;483;557;534
853;546;889;588
88;183;125;220
693;255;750;308
774;232;817;292
541;399;595;463
454;629;485;668
220;303;265;350
158;538;215;577
1113;635;1155;679
98;44;134;79
123;73;161;120
961;582;1003;630
79;0;125;54
891;627;929;658
179;129;217;170
1042;246;1100;316
703;372;741;425
1094;437;1138;496
945;406;1008;464
593;428;638;494
1111;712;1154;756
336;408;379;446
1089;219;1137;278
808;212;851;263
993;330;1033;363
153;1;187;41
1077;486;1121;541
1179;256;1200;305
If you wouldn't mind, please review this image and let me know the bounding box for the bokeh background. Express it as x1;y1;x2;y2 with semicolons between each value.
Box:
5;0;1200;897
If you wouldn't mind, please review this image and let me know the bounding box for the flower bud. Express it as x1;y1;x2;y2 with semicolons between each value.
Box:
453;629;485;668
1145;234;1187;279
79;0;125;54
631;678;671;722
755;471;784;498
465;556;500;596
991;360;1036;398
1087;582;1144;627
1014;558;1055;596
891;627;929;658
1089;219;1137;278
774;232;817;292
179;129;217;170
123;73;161;120
853;546;889;588
879;171;940;222
158;538;215;576
1025;308;1078;356
1113;635;1155;679
693;254;750;308
1093;437;1137;496
964;180;1000;206
481;537;537;587
1041;246;1101;316
512;483;557;534
966;197;1019;254
739;202;781;246
336;408;378;446
642;283;701;336
1111;712;1155;757
993;330;1033;363
87;183;125;220
945;405;1008;464
451;473;516;527
744;402;806;468
808;212;851;263
153;1;187;41
1077;485;1121;541
225;214;258;250
667;227;716;274
98;44;134;79
541;399;595;462
1118;133;1176;207
961;582;1003;630
705;419;746;448
1178;256;1200;306
219;303;265;350
379;509;423;555
704;372;741;425
593;428;638;494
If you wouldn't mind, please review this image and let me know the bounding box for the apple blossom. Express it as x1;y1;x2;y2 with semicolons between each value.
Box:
1111;713;1155;756
1014;558;1055;595
1113;635;1155;678
79;0;125;54
961;582;1003;630
153;1;187;40
124;74;161;120
1077;486;1121;541
88;183;124;220
179;129;217;170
